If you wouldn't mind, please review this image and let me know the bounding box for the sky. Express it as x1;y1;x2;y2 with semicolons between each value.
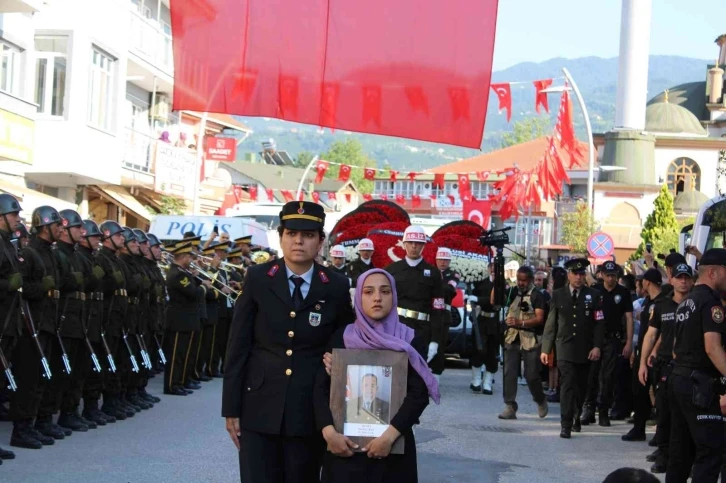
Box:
492;0;726;70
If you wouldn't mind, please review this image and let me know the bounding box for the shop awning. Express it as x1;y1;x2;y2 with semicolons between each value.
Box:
93;185;154;223
0;178;77;217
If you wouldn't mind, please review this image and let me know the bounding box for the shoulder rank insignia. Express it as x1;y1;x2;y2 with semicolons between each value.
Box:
319;271;329;283
267;264;279;277
180;277;190;287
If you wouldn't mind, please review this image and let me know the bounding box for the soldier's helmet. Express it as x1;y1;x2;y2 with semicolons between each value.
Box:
31;206;61;229
82;220;102;238
146;233;161;247
131;228;149;244
99;220;124;240
59;209;83;229
121;227;137;244
0;194;21;216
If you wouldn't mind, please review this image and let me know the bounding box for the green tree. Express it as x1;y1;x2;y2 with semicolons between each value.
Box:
295;150;315;167
158;195;186;215
501;116;551;148
631;184;680;259
321;139;377;194
560;200;598;254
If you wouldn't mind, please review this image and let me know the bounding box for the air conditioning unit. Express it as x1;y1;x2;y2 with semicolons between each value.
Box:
151;94;170;120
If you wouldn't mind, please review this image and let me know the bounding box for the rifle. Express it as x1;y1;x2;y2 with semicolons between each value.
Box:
152;333;167;365
79;293;102;373
18;293;52;380
135;333;152;370
54;291;72;375
122;328;140;373
97;293;116;373
0;345;16;391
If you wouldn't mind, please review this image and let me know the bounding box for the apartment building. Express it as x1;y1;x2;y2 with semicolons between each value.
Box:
0;0;249;229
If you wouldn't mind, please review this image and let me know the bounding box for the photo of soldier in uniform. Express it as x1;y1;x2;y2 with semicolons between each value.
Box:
344;365;392;436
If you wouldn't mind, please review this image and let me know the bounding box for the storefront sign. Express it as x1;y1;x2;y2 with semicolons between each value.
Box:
154;144;197;200
204;136;236;161
0;109;34;164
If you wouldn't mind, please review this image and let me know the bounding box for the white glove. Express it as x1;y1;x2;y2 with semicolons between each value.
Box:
468;295;478;303
427;342;439;363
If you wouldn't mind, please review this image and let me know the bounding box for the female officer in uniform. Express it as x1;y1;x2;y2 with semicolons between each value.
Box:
223;201;355;483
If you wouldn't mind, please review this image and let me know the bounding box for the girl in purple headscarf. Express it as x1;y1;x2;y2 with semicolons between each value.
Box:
314;269;439;483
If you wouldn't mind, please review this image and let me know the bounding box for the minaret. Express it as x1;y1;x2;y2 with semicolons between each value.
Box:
601;0;656;185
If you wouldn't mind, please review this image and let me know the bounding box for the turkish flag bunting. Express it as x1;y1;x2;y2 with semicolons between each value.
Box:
407;172;418;181
338;164;352;182
447;195;456;205
533;79;553;114
364;168;376;181
555;86;585;168
281;190;294;202
312;191;320;203
248;185;258;201
315;160;330;183
380;194;388;201
328;192;337;201
490;83;512;122
433;173;445;190
389;170;398;182
476;171;490;181
265;188;274;202
169;0;498;149
430;193;437;200
412;194;421;208
463;199;492;229
395;194;405;204
345;193;351;203
298;191;305;201
458;173;471;199
363;194;373;201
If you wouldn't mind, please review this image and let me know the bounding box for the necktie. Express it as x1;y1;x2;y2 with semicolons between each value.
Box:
572;289;578;304
291;276;305;310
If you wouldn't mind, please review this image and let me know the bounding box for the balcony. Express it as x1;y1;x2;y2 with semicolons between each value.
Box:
128;9;173;75
123;126;154;173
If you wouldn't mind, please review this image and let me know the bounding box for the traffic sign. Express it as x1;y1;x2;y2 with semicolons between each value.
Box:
587;232;615;258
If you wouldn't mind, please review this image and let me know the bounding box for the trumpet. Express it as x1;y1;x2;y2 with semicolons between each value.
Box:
190;262;239;302
197;254;247;271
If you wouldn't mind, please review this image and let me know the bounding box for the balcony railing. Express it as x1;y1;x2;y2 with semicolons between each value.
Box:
128;10;174;74
123;127;154;173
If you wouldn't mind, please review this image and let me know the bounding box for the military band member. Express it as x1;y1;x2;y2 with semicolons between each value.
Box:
182;235;203;392
0;194;21;457
210;241;233;377
223;201;355;483
227;247;245;292
667;249;726;482
164;242;209;396
541;258;604;439
385;225;446;376
582;261;633;428
499;266;548;420
431;247;459;379
233;235;253;266
469;264;500;394
346;238;375;288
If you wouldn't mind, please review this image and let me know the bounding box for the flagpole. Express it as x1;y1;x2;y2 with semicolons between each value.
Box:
193;112;208;215
295;155;319;201
562;68;595;211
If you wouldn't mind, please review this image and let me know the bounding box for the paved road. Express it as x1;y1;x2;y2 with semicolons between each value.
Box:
0;367;660;482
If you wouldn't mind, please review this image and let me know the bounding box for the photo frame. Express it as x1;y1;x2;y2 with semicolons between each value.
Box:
330;349;408;454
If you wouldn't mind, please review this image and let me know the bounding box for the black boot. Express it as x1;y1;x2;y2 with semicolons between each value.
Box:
139;388;160;404
0;446;15;459
598;409;611;427
646;449;661;462
128;394;152;410
560;427;571;439
580;406;595;426
198;374;213;382
76;413;98;430
82;407;107;427
0;403;9;421
621;427;646;441
572;417;582;433
120;395;141;414
57;412;89;432
10;421;45;449
101;398;127;421
35;415;66;440
651;456;667;474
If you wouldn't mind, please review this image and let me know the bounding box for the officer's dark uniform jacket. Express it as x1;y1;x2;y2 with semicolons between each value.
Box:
591;281;633;339
54;240;86;339
346;257;374;288
441;268;460;326
673;285;726;377
651;294;680;362
75;244;103;342
386;259;445;345
21;237;61;334
130;254;153;337
118;252;142;336
0;228;21;336
471;276;499;333
95;246;127;337
542;285;605;363
222;259;355;437
166;263;204;332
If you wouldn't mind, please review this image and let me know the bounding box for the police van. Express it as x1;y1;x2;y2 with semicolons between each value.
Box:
680;195;726;268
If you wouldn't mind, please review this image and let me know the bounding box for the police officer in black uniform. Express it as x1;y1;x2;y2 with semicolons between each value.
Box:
346;238;375;288
666;249;726;482
582;261;633;427
0;194;21;459
385;225;446;379
469;263;500;394
223;201;354;483
431;247;460;379
638;262;693;474
96;221;133;421
541;258;604;439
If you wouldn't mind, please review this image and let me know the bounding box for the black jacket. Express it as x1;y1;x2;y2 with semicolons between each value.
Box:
76;245;103;342
347;258;374;289
54;241;85;339
21;237;60;334
222;259;355;437
95;246;126;337
0;229;21;336
166;263;204;332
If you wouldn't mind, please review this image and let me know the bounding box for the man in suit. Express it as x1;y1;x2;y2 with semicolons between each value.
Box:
345;373;390;424
223;201;355;483
541;258;604;439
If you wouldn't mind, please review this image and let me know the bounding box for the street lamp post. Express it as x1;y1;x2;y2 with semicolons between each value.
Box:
295;155;320;202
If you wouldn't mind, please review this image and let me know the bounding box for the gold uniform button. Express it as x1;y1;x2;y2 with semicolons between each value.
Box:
288;331;294;338
573;332;577;336
286;350;293;356
573;324;577;327
290;311;296;318
285;369;292;376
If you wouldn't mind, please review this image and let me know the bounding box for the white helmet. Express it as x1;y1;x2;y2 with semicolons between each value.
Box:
330;244;346;258
357;238;374;251
436;247;452;260
402;225;427;243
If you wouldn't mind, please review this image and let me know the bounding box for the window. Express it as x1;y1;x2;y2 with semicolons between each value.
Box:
35;36;68;116
88;47;115;131
1;41;20;96
667;157;700;197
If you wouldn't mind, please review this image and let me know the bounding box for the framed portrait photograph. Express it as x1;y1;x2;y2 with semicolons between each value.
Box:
330;349;408;454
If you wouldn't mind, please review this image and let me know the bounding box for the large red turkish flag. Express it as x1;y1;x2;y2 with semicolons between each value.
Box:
170;0;499;149
463;199;492;229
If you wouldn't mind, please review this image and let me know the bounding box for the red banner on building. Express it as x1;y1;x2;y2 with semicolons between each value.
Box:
204;136;237;162
170;0;499;149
